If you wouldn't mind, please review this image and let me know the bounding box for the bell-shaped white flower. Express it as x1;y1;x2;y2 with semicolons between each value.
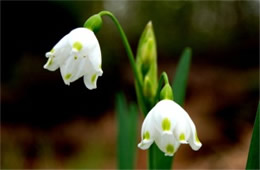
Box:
138;99;202;156
44;27;103;90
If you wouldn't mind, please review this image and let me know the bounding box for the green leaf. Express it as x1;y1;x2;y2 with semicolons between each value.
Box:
116;92;138;169
172;47;192;106
246;102;260;170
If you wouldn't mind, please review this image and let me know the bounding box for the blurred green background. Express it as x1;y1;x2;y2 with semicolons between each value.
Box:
1;1;259;169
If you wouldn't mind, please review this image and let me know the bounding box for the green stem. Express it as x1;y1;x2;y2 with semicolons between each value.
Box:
154;72;169;104
99;11;148;114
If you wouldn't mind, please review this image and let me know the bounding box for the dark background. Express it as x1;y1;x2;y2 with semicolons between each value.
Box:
1;1;259;169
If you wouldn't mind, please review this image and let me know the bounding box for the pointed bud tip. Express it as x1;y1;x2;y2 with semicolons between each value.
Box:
160;83;174;100
147;21;153;27
145;21;154;31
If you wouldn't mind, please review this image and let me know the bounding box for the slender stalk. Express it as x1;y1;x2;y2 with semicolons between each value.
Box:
99;11;148;114
154;71;169;104
99;11;172;169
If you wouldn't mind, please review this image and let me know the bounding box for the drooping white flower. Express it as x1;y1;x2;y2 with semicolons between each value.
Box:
44;28;103;90
138;99;202;156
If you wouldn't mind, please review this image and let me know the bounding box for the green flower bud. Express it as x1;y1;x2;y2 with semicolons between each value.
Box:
84;14;103;33
140;38;155;66
160;83;174;100
136;21;157;77
136;21;158;100
143;75;154;98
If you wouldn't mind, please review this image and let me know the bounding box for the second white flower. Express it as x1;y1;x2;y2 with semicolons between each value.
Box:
44;28;103;90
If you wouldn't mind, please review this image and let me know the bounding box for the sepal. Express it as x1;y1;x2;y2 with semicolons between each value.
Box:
84;14;103;33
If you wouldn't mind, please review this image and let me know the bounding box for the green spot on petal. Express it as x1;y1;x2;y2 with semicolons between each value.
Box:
91;74;97;84
162;118;171;131
143;131;150;140
166;144;174;154
65;73;72;80
73;41;83;51
195;132;200;143
47;58;53;66
179;133;185;141
50;48;54;53
74;56;78;60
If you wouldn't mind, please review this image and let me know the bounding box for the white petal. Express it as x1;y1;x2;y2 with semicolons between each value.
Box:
165;101;191;143
52;33;70;52
50;34;70;61
187;121;202;151
138;110;156;150
174;120;190;144
60;54;81;85
83;66;103;90
169;100;202;151
69;28;98;55
155;133;180;156
43;57;59;71
45;52;52;58
151;100;177;133
170;100;202;150
44;33;71;71
74;53;102;82
68;28;102;72
86;41;102;72
138;140;153;150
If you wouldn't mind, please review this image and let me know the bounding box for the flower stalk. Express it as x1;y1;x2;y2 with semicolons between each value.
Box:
98;10;148;114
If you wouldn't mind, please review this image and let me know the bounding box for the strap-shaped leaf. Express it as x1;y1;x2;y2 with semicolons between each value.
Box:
172;47;192;106
246;103;259;169
116;92;138;169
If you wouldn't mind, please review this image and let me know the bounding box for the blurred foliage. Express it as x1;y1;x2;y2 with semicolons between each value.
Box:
116;93;138;169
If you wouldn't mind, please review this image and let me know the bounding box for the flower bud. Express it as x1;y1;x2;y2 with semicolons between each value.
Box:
136;21;158;99
136;21;157;76
160;83;174;100
140;38;155;67
143;75;154;98
84;14;103;33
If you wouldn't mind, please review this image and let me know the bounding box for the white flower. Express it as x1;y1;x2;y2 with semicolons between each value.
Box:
138;99;202;156
44;28;103;90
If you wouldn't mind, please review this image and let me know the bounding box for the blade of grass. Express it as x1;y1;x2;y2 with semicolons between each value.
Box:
172;47;192;106
246;102;259;169
116;92;138;169
128;102;138;168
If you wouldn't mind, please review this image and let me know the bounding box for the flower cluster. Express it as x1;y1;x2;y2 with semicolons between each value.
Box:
138;99;202;156
44;28;103;90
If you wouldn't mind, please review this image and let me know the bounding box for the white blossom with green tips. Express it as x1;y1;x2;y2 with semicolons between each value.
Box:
44;28;103;90
138;99;202;156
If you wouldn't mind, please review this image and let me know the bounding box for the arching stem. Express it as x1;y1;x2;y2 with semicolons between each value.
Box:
99;10;148;114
